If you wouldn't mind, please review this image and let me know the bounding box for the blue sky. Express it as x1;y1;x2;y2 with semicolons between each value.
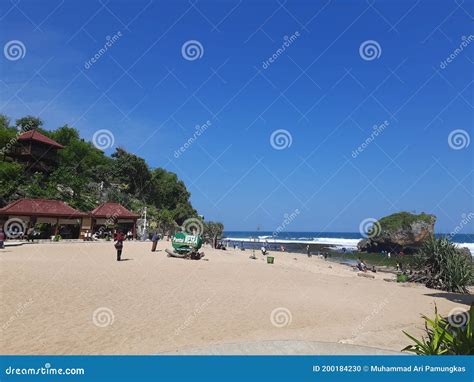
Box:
1;0;473;233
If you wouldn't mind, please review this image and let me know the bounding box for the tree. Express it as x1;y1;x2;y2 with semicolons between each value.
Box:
0;114;200;229
203;221;224;248
15;116;43;132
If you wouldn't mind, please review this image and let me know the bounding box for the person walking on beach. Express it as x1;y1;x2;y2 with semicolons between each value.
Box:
0;228;5;249
151;232;159;252
114;231;125;261
306;245;311;258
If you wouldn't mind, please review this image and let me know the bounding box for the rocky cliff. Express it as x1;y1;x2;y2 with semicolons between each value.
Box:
358;212;436;254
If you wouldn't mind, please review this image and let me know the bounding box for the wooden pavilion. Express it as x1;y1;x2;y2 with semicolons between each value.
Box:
6;129;64;172
0;198;85;239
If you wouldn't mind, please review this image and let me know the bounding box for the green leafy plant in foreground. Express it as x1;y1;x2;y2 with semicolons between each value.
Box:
414;237;472;293
402;304;474;355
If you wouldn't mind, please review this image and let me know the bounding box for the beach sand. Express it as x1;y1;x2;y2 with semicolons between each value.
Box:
1;241;472;355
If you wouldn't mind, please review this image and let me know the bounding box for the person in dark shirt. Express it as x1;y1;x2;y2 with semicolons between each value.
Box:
151;232;159;252
114;231;125;261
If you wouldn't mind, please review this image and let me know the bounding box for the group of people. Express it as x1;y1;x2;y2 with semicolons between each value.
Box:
355;257;377;273
86;228;135;242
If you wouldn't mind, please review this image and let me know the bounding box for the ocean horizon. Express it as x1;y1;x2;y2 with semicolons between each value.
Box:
223;231;474;255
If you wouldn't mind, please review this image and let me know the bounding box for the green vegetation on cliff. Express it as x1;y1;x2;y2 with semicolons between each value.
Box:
0;114;200;229
377;212;434;232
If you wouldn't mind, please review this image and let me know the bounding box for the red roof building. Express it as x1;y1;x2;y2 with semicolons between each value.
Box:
0;199;139;240
90;202;138;238
8;129;64;172
90;202;139;219
17;130;64;149
0;199;85;239
0;198;84;217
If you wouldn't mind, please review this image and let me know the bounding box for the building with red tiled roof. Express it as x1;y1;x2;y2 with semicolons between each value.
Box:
0;199;85;239
90;202;138;238
90;202;139;219
0;199;139;240
0;198;84;217
17;130;64;149
7;129;64;172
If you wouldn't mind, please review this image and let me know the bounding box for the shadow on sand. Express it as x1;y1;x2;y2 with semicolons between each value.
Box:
424;292;474;305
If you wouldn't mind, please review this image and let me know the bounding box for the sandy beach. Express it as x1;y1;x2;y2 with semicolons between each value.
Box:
1;241;472;355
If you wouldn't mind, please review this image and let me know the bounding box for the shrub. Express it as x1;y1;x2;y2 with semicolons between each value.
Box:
402;305;473;355
414;236;472;293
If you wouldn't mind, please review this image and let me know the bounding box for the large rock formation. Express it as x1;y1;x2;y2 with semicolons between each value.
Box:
358;212;436;254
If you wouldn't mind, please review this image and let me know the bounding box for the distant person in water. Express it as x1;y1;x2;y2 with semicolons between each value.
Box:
151;232;159;252
114;231;125;261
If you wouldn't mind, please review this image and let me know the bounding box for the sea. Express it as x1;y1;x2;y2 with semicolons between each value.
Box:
222;231;474;256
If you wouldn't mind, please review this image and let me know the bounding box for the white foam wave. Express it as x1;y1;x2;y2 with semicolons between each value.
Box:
224;236;360;249
224;237;473;255
454;242;474;256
